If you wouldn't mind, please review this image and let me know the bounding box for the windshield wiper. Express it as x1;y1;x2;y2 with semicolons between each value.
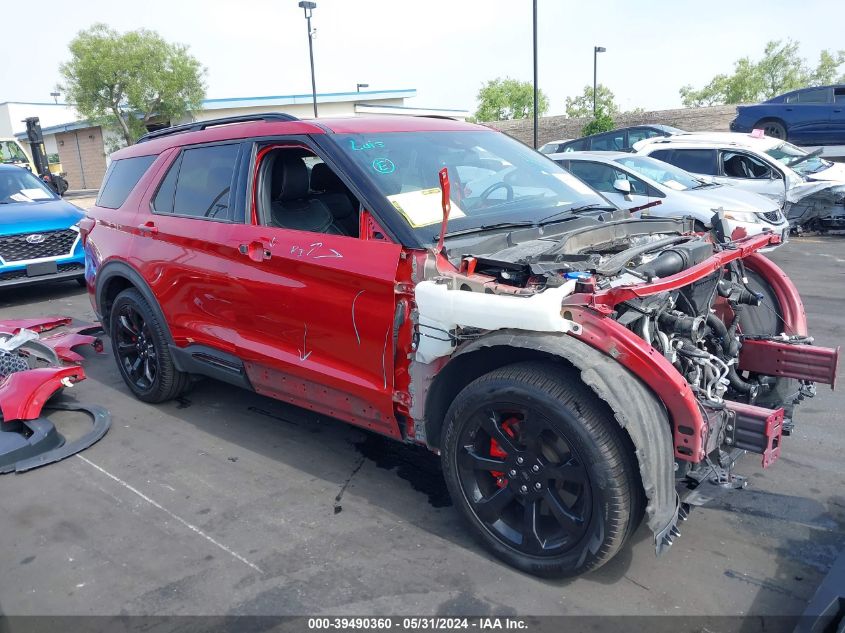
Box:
442;221;536;239
537;204;613;225
786;147;823;168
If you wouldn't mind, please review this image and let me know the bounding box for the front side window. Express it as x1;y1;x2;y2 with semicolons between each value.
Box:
0;167;58;203
627;128;661;145
97;155;156;209
329;130;608;244
615;155;702;191
153;144;239;220
721;151;771;179
567;161;624;194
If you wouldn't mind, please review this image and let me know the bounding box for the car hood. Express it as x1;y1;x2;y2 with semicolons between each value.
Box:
0;199;84;236
683;184;781;213
807;162;845;183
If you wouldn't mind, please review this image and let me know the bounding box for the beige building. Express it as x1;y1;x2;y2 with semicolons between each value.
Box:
5;89;468;190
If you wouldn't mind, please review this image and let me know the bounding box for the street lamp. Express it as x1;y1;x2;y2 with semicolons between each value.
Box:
356;83;369;92
298;1;318;117
532;0;538;149
593;46;606;116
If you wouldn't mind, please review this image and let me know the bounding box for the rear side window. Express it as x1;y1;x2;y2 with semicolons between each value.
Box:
561;139;587;152
153;144;239;221
663;149;717;175
590;131;625;151
96;155;156;209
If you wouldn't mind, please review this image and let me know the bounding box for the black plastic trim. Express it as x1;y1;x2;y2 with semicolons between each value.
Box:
169;344;253;391
137;113;300;144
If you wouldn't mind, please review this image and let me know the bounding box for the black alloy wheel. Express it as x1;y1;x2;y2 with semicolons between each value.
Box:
114;303;158;391
442;362;642;577
455;405;592;556
109;288;189;403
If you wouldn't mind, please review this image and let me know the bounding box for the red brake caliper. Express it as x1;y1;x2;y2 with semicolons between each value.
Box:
491;417;518;488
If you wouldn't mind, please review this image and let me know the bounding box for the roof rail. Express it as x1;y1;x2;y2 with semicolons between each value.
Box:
136;113;300;143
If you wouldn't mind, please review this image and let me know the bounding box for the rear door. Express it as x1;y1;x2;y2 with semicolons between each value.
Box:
137;141;250;355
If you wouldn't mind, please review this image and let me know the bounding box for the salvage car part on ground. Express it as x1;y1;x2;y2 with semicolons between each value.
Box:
0;317;109;474
84;113;837;577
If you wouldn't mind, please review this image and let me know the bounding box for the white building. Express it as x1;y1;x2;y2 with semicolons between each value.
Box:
2;89;468;190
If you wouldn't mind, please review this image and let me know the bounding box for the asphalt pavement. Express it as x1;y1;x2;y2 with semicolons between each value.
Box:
0;237;843;619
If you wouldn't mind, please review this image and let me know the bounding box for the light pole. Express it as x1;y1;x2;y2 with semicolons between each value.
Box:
532;0;538;149
356;83;369;92
299;1;318;117
593;46;606;116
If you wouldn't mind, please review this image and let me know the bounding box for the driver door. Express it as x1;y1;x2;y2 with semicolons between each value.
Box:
714;150;785;205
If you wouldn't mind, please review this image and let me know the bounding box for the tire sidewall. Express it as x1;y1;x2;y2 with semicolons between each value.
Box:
109;289;172;402
441;372;625;577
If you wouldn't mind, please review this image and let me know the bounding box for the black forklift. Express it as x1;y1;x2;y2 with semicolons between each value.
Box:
23;117;69;196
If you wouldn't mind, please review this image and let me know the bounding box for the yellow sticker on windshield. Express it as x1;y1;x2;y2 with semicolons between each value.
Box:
387;188;466;228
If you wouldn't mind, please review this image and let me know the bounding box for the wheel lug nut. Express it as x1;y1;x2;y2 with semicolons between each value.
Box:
534;482;542;490
509;469;516;477
532;465;539;472
520;485;528;493
516;457;524;464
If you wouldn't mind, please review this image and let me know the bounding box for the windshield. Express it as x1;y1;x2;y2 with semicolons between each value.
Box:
765;141;831;176
614;155;703;190
0;168;57;204
0;140;29;165
331;130;608;243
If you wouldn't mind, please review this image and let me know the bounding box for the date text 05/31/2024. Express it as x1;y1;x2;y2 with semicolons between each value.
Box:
307;617;529;630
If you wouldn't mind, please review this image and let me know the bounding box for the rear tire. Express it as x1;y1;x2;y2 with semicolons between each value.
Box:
441;361;641;577
756;119;786;140
109;288;189;403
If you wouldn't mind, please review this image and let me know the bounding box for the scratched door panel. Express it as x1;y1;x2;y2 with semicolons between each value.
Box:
222;224;403;436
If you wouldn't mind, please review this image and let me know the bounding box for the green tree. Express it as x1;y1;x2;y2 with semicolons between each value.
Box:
59;24;206;146
581;107;615;136
474;77;549;121
680;40;845;107
565;84;619;118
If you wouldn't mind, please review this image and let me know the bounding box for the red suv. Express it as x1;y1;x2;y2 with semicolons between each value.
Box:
83;114;836;577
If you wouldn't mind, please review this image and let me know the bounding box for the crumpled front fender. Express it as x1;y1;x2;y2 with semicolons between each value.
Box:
0;366;86;423
449;330;679;554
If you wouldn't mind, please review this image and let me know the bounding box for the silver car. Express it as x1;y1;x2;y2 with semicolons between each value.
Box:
550;151;789;244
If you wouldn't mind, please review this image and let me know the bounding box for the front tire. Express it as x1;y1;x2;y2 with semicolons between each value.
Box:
110;288;189;403
441;361;641;577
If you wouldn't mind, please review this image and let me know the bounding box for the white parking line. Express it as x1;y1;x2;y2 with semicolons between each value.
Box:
77;454;263;573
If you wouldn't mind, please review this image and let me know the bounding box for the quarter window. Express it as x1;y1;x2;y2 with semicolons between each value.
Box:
97;155;156;209
153;144;239;220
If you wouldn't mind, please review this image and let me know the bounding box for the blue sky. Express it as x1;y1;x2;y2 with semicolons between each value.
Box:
2;0;843;115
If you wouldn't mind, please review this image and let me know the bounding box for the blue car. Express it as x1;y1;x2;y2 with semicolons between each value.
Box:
730;84;845;145
0;164;85;288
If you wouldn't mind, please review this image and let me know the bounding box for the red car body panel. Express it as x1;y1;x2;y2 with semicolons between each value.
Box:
0;366;84;423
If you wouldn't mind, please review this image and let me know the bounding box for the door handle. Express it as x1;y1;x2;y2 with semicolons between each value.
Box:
239;241;272;262
137;221;158;235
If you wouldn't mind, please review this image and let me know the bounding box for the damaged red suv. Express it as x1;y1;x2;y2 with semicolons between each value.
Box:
82;114;838;577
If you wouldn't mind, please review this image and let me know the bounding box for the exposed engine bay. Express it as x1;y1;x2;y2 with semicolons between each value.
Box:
414;208;838;482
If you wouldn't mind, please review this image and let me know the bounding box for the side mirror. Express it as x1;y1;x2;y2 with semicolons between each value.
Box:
613;178;632;194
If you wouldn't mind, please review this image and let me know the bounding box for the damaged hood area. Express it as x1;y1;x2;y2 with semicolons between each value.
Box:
784;179;845;226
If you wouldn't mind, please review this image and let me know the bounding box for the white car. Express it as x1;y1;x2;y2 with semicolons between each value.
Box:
551;151;789;245
633;132;845;230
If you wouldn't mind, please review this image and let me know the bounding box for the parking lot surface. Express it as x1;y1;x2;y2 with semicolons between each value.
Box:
0;237;843;618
